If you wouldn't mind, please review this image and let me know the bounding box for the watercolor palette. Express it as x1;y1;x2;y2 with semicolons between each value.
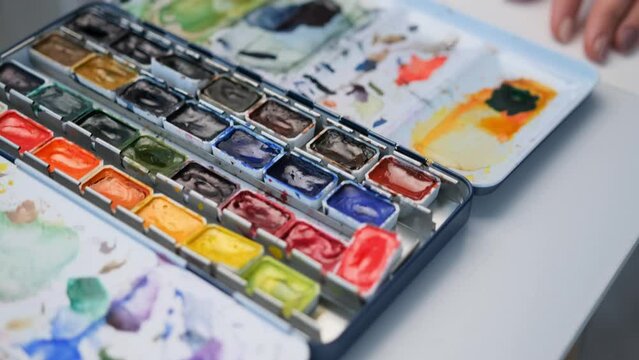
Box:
0;4;472;358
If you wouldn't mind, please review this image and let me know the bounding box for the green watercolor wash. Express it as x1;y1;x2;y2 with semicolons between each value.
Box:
241;256;319;317
121;136;187;176
67;277;109;319
99;348;123;360
158;0;266;32
0;213;79;302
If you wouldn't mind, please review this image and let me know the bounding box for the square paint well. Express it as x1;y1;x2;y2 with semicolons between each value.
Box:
324;181;399;230
117;79;183;124
33;137;101;180
221;190;295;237
152;54;215;95
0;62;45;95
185;225;263;272
281;221;346;272
121;136;187;176
31;33;92;69
306;127;379;178
264;153;338;209
0;110;53;153
241;256;319;317
134;194;206;244
165;102;231;145
199;76;262;115
247;99;315;145
76;110;139;149
366;155;440;207
81;166;152;211
74;55;137;97
29;84;92;121
336;225;401;298
65;12;128;45
111;32;169;67
212;126;284;179
171;162;238;205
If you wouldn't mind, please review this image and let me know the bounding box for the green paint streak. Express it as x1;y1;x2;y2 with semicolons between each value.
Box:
485;83;539;116
0;213;79;301
99;348;123;360
67;277;109;319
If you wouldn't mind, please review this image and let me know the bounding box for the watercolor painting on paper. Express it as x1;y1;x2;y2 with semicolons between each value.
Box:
0;158;309;360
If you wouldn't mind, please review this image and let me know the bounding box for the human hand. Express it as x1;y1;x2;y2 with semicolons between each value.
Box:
551;0;639;62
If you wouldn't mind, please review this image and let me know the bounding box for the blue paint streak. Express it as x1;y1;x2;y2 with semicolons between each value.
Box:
355;59;377;72
23;318;105;360
373;118;388;128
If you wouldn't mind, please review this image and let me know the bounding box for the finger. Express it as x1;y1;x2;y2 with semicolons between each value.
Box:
584;0;634;62
551;0;583;43
614;1;639;52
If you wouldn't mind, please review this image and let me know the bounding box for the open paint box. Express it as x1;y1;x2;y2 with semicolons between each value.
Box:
0;1;596;359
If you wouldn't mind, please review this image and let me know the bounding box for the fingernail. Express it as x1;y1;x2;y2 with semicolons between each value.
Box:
593;35;610;62
558;18;574;43
619;28;637;52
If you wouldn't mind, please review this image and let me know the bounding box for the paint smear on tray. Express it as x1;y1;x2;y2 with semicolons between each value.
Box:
395;55;447;86
411;79;556;171
0;201;79;301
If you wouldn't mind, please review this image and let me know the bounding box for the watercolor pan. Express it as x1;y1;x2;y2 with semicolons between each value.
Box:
246;99;316;147
33;137;101;180
366;155;441;208
264;153;338;209
152;54;216;95
75;110;139;149
220;190;295;237
282;220;346;272
171;162;238;205
0;157;310;360
0;110;53;153
336;225;401;298
184;224;263;272
29;33;92;74
163;101;231;151
110;32;170;67
134;194;206;245
116;78;183;125
242;256;320;317
121;135;187;176
199;76;262;115
81;165;152;211
0;61;46;95
73;54;138;100
324;181;399;230
65;12;127;44
306;127;380;180
212;126;284;179
29;84;92;122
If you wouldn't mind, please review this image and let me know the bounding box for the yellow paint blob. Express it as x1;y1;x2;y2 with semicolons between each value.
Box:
134;195;205;244
412;78;556;172
185;225;263;271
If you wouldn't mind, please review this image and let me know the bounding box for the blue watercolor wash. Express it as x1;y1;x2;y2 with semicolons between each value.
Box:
23;318;104;360
265;153;337;200
325;182;397;227
214;127;283;170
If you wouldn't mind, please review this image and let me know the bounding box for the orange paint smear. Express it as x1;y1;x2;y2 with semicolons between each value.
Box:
395;55;447;86
479;79;557;141
34;137;101;180
413;78;557;156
